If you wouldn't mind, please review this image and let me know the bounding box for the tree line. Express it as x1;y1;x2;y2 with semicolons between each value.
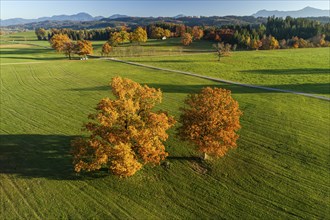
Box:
37;16;330;50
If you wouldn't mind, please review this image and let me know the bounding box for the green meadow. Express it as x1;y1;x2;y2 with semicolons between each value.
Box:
0;33;329;219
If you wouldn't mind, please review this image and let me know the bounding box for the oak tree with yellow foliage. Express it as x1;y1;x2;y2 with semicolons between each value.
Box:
109;32;123;46
72;77;176;177
151;27;165;39
178;87;242;159
131;27;148;44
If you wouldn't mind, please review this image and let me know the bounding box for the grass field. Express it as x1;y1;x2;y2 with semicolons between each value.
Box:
0;33;329;219
1;31;213;57
124;48;330;97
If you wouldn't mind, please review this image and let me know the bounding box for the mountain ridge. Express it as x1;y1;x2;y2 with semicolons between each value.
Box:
1;7;329;27
0;12;106;26
252;6;330;18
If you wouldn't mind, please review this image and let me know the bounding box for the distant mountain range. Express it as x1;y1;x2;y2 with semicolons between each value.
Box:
0;7;329;28
252;6;330;18
0;13;129;26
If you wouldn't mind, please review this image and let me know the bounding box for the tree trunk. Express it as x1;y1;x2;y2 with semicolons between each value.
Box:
202;152;209;160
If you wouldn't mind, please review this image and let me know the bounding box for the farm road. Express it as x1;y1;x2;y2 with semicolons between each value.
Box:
104;57;330;101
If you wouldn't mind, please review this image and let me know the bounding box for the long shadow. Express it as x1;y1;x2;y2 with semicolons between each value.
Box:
0;134;90;180
167;156;201;161
241;68;330;75
0;48;53;55
69;83;330;95
131;60;195;63
1;56;66;61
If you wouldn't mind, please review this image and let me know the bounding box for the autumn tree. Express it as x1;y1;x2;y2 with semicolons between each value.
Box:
151;27;165;39
279;39;287;49
181;33;193;46
178;87;242;159
175;25;186;37
109;30;129;46
269;36;279;49
250;38;262;50
101;42;112;56
213;42;231;62
192;26;204;40
71;77;176;177
164;29;172;38
260;35;279;50
75;40;93;58
291;36;300;48
131;27;148;44
50;33;71;52
119;30;129;43
109;32;122;46
63;42;77;60
35;28;47;40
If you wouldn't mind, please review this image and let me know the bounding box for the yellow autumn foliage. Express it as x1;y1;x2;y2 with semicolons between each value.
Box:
72;77;175;177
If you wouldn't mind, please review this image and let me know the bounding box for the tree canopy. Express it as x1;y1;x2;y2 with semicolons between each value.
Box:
178;87;242;158
72;77;176;177
50;34;71;52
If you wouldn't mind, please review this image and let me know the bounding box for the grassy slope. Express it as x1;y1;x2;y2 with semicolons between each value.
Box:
124;48;330;97
1;41;330;218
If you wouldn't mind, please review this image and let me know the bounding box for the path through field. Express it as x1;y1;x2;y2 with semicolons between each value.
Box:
104;57;330;101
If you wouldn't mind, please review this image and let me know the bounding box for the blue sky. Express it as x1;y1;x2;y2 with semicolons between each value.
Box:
1;0;329;19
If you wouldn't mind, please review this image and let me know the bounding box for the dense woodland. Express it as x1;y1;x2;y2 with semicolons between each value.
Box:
36;16;330;51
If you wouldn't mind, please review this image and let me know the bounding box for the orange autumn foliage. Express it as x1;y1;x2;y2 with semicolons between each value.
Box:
181;33;193;46
75;40;93;57
71;77;176;177
50;33;71;52
178;87;242;157
192;26;204;40
101;42;112;56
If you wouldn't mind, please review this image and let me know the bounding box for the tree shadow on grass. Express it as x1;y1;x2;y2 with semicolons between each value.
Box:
0;48;52;55
1;56;66;61
167;156;201;161
241;68;330;75
0;134;108;180
68;82;330;95
130;60;195;63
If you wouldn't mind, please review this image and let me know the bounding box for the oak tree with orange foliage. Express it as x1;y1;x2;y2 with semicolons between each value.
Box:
101;42;112;56
71;77;176;177
192;26;204;40
75;40;93;57
50;33;71;52
178;87;242;159
63;41;77;60
181;33;193;46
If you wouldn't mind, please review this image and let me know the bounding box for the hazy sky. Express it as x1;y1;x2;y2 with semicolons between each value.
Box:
1;0;329;19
